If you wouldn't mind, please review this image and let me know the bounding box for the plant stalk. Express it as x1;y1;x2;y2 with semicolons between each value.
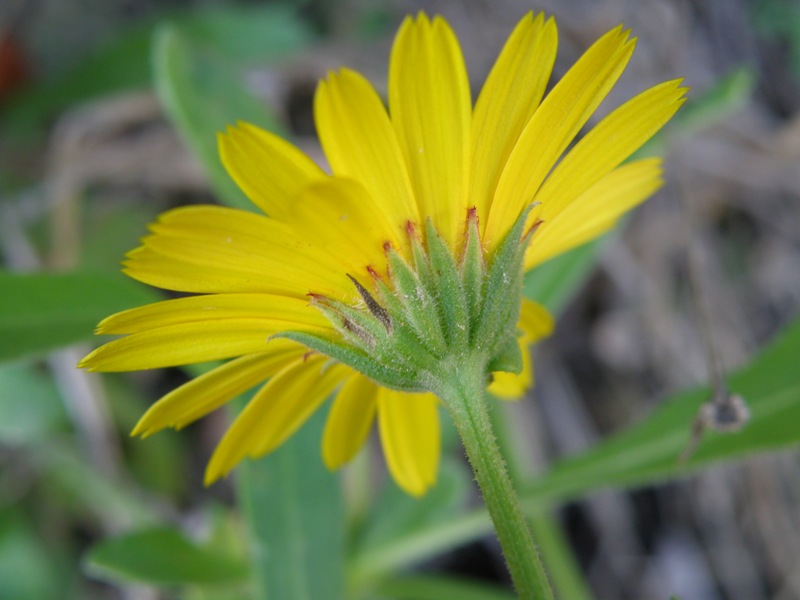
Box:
435;357;554;599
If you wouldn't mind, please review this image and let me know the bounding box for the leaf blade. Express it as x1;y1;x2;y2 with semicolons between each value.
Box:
84;527;248;585
0;270;159;362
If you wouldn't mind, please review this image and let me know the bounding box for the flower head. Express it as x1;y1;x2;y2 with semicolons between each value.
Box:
80;12;686;496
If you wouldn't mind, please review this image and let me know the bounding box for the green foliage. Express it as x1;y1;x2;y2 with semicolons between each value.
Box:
374;575;517;600
0;512;62;600
354;458;470;566
1;3;795;598
348;314;800;579
524;238;603;314
0;271;159;362
0;362;68;443
524;315;800;505
237;408;346;600
152;26;285;211
2;4;312;139
757;0;800;74
84;526;248;585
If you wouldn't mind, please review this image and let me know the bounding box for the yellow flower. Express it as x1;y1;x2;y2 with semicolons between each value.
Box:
79;12;686;496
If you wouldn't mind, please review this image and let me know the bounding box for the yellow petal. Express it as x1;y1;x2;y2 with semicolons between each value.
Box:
97;293;328;334
378;389;440;496
489;300;551;399
285;177;403;276
124;206;352;299
519;298;554;342
534;79;687;219
526;158;663;269
79;319;322;372
485;25;636;249
205;356;348;484
315;68;419;229
489;298;554;400
470;12;557;223
132;341;308;437
322;374;378;469
218;122;324;218
489;337;532;400
389;14;471;248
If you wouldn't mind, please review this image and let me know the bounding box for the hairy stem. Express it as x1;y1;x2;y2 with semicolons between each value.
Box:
435;357;554;599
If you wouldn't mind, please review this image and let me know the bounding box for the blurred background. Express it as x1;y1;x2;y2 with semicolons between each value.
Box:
2;0;800;598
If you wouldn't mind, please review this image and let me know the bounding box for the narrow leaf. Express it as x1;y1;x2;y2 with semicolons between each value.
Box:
237;407;345;600
3;5;312;138
523;238;603;314
524;316;800;505
152;26;283;211
0;270;158;362
375;575;516;600
349;316;800;577
84;527;248;585
0;362;68;444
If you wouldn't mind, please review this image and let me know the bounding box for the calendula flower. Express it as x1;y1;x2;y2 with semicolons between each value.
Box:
80;12;686;497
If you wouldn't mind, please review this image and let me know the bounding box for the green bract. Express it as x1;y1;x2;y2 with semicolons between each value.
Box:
282;206;536;394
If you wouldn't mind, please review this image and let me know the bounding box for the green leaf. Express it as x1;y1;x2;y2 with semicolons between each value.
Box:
84;527;248;586
663;67;755;139
0;270;159;362
33;440;158;528
374;575;516;600
355;457;469;553
0;512;62;600
0;362;68;444
80;204;164;272
527;512;592;600
152;25;283;211
523;315;800;505
523;239;603;315
237;407;345;600
347;315;800;577
2;5;312;138
349;461;481;588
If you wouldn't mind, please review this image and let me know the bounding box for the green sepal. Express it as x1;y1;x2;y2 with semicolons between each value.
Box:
386;247;448;357
460;209;486;339
408;222;436;292
309;295;389;352
310;292;440;375
370;277;442;371
486;333;523;375
425;219;469;350
278;331;425;392
473;206;534;357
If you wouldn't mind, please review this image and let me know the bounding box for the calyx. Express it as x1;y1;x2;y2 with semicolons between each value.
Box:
281;206;537;394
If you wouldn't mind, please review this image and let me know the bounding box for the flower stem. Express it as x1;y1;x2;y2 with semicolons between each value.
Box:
435;358;554;599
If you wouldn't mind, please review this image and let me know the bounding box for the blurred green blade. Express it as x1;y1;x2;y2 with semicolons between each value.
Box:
84;527;248;585
3;4;312;138
350;316;800;578
525;315;800;505
524;238;603;314
238;408;345;600
153;10;344;597
349;457;471;588
666;67;755;138
152;26;282;211
0;363;67;444
356;457;469;554
375;575;516;600
0;512;63;600
34;440;159;529
0;271;158;362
